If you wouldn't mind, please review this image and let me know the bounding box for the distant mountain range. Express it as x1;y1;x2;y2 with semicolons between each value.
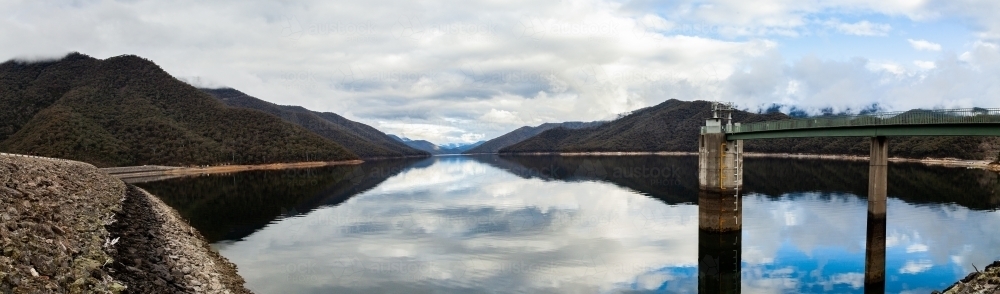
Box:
462;121;604;154
201;88;428;159
0;53;428;167
498;99;1000;160
388;135;484;155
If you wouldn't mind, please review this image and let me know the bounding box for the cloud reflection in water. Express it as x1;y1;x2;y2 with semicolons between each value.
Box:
206;156;1000;293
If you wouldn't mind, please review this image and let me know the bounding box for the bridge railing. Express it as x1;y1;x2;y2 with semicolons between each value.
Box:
730;108;1000;133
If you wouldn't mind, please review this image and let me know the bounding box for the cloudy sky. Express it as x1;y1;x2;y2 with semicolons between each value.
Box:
3;0;1000;144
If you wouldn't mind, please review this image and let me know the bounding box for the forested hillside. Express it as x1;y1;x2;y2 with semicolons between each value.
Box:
202;88;428;159
499;99;1000;160
0;53;358;167
463;121;604;154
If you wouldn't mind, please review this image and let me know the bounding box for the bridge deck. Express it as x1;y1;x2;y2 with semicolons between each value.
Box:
719;108;1000;140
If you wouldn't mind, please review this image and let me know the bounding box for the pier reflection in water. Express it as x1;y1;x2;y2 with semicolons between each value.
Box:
137;155;1000;293
696;190;888;294
699;229;741;294
698;189;743;293
865;212;886;293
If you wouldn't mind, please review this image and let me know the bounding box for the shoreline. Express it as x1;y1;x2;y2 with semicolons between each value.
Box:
165;159;364;175
105;159;365;181
499;151;1000;171
99;154;437;181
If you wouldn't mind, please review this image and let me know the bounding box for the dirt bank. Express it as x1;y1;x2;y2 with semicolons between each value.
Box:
101;166;180;176
0;155;251;293
939;260;1000;293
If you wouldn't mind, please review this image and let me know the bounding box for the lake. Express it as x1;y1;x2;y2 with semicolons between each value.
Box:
136;155;1000;293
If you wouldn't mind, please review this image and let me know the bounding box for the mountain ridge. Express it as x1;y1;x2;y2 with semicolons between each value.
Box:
201;88;429;159
463;121;605;154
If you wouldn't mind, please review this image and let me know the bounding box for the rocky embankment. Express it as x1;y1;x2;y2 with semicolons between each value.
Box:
939;261;1000;293
0;155;251;293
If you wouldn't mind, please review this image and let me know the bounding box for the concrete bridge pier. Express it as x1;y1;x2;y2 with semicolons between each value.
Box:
698;132;743;293
698;133;743;232
698;104;743;292
865;136;888;292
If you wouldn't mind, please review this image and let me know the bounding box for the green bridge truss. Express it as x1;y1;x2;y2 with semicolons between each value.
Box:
719;108;1000;140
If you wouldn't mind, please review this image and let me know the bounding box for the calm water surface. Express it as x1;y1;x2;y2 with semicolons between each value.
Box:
137;155;1000;293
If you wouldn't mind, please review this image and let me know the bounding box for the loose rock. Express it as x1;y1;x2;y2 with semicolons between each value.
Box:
1;155;125;293
105;185;251;293
941;260;1000;293
1;155;252;293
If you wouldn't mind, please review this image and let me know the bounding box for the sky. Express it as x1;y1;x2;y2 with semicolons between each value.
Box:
3;0;1000;144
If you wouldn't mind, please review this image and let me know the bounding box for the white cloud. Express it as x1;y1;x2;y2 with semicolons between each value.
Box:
927;1;1000;39
376;122;467;145
906;243;929;253
899;260;933;274
824;19;892;36
459;133;485;142
913;60;936;70
908;39;942;51
829;272;864;289
722;40;1000;113
868;61;906;75
479;109;522;125
959;41;1000;66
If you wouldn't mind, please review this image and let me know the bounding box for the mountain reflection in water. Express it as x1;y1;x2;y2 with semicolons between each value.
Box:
137;155;1000;293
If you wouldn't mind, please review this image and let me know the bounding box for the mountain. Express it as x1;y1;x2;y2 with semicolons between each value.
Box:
388;134;407;142
499;99;1000;160
463;121;605;154
398;139;442;154
0;53;358;167
388;135;484;154
201;88;428;159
